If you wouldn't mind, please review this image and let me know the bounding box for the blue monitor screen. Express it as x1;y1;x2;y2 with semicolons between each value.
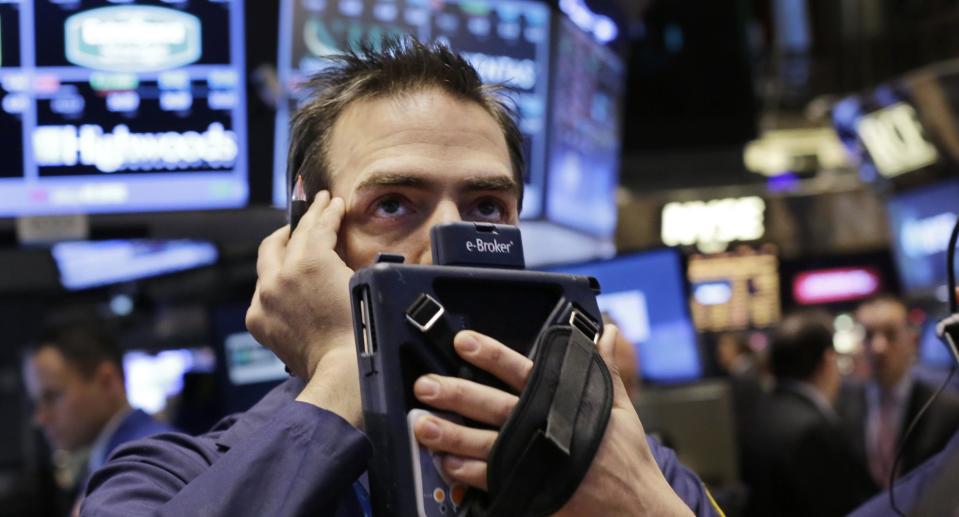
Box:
0;0;248;216
274;0;551;217
52;238;218;290
887;179;959;295
547;249;702;383
124;347;217;414
544;14;623;238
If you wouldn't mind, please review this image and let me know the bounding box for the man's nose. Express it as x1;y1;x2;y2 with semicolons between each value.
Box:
430;200;462;226
870;335;889;355
419;201;463;265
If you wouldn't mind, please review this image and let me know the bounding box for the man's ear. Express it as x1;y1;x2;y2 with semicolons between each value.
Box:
93;361;123;391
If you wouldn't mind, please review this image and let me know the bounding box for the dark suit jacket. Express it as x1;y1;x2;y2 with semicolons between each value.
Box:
745;384;874;517
849;428;959;516
100;409;172;464
838;378;959;486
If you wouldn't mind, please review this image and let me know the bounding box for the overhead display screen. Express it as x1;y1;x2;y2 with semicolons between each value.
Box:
0;0;248;217
543;14;623;238
887;178;959;297
548;249;702;384
274;0;551;217
687;251;781;332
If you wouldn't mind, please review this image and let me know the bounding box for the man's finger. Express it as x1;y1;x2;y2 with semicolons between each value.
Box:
292;190;331;235
256;226;290;280
596;325;632;410
453;331;533;393
442;455;488;491
414;415;498;461
285;196;346;268
414;374;518;426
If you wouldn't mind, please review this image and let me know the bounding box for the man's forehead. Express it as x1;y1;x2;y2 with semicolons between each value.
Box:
326;89;512;187
858;301;907;325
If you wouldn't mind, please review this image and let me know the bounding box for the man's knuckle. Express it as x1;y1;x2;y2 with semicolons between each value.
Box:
487;344;503;363
497;398;515;421
447;381;466;404
446;428;464;450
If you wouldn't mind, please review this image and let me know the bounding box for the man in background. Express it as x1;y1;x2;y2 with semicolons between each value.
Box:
746;311;873;517
23;324;170;508
840;295;959;489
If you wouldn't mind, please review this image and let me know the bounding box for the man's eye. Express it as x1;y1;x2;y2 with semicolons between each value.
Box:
470;199;505;221
373;197;412;218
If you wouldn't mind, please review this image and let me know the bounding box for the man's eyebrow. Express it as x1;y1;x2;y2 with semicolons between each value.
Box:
462;176;520;194
353;173;519;194
354;173;431;191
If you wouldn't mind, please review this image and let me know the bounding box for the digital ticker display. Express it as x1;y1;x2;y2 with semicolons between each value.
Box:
687;251;782;333
0;0;248;217
545;14;622;238
274;0;552;217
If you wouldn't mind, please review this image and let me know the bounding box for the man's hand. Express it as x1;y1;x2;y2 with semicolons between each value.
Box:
412;327;694;516
246;191;362;424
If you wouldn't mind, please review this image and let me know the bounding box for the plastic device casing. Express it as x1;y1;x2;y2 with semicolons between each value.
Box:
349;249;602;516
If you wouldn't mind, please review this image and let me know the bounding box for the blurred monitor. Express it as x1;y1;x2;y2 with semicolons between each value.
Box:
0;0;248;216
546;248;702;384
223;331;287;386
791;267;882;306
688;251;781;332
52;239;218;290
274;0;552;218
833;88;941;184
543;13;623;238
209;303;286;413
887;179;959;298
780;251;898;311
634;381;739;487
123;347;216;415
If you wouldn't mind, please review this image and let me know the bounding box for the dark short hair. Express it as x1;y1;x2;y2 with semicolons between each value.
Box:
288;36;525;209
770;310;835;382
27;324;124;382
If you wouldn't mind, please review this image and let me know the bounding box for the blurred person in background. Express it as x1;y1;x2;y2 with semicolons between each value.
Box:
839;295;959;490
716;332;761;382
745;310;873;517
848;288;959;515
22;324;171;513
715;332;768;508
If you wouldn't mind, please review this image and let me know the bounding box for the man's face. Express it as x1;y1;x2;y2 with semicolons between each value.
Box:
325;88;520;269
856;300;916;389
23;347;111;451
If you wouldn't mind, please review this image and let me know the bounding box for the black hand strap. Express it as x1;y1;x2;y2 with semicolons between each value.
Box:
467;312;613;517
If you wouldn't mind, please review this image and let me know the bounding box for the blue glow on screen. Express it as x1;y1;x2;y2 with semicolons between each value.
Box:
0;0;248;216
123;348;216;414
544;15;623;238
52;239;219;290
274;0;552;218
548;249;702;383
887;179;959;294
